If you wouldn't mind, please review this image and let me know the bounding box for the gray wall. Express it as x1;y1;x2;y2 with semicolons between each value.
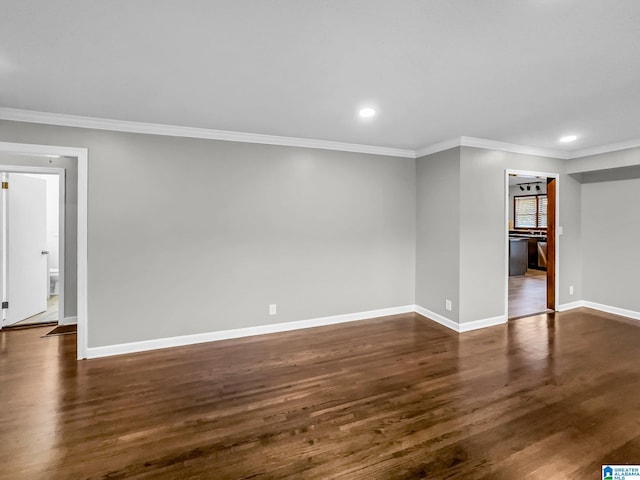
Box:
459;147;582;323
0;152;78;318
0;120;416;348
566;147;640;312
581;177;640;311
6;117;638;348
415;148;460;321
415;146;583;325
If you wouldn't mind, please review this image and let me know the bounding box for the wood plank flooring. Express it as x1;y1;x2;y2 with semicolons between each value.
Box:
1;309;640;479
508;269;548;319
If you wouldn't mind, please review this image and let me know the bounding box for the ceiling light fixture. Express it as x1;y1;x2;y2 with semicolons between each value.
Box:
359;107;376;118
559;135;578;143
516;181;544;193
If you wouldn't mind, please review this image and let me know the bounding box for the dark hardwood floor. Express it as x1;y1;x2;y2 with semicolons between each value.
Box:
1;309;639;479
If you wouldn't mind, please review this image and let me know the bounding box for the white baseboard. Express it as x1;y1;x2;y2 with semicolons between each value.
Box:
557;301;586;312
581;301;640;321
89;299;640;360
557;300;640;323
86;305;415;359
59;316;78;326
413;305;459;332
413;305;506;333
458;314;507;332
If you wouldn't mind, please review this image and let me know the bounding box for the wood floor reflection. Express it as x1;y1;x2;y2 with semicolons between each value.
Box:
1;309;639;479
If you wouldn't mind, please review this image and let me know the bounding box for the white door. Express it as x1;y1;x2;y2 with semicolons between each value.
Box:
2;174;48;326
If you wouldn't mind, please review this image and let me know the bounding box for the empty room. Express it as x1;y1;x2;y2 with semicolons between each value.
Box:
1;1;639;479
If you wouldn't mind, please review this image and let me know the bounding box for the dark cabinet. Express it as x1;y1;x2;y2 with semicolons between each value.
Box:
509;238;528;276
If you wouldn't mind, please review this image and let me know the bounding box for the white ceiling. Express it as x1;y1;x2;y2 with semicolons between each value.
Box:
1;1;639;153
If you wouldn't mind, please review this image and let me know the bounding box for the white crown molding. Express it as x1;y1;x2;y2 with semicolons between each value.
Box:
416;136;570;160
3;107;640;161
459;136;571;159
568;138;640;159
414;138;462;158
0;107;415;159
416;136;640;161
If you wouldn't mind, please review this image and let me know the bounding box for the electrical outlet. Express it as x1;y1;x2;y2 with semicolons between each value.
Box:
569;286;574;296
445;299;452;311
269;304;277;315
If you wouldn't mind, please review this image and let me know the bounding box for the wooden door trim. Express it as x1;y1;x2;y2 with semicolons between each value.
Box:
546;177;556;310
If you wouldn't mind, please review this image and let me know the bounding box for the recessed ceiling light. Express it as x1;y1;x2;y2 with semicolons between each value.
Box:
359;107;376;118
559;135;578;143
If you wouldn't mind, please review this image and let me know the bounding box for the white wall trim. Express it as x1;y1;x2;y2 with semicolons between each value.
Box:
416;136;571;160
557;300;640;324
87;305;415;359
413;304;459;332
414;138;462;158
458;315;507;332
4;108;640;162
569;139;640;159
557;301;586;312
460;136;570;159
0;107;415;159
581;301;640;322
59;316;77;326
89;304;518;359
0;141;88;360
414;305;506;332
417;136;640;160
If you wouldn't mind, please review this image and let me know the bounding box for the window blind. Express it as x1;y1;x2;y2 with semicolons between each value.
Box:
538;195;548;229
514;195;547;229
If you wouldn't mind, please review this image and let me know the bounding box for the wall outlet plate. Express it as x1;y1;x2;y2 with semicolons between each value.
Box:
445;299;452;311
269;304;277;315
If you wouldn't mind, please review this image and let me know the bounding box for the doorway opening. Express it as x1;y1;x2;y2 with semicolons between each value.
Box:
0;141;87;359
1;168;66;328
505;170;558;319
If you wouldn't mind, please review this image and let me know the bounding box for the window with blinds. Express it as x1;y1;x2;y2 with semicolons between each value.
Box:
514;195;547;229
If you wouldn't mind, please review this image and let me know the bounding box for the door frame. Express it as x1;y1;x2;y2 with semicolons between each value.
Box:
0;166;66;325
0;142;88;359
504;169;560;316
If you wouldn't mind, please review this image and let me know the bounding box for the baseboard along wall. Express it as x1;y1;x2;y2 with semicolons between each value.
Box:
558;300;640;321
60;316;78;326
86;305;415;359
86;304;517;359
85;299;640;359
